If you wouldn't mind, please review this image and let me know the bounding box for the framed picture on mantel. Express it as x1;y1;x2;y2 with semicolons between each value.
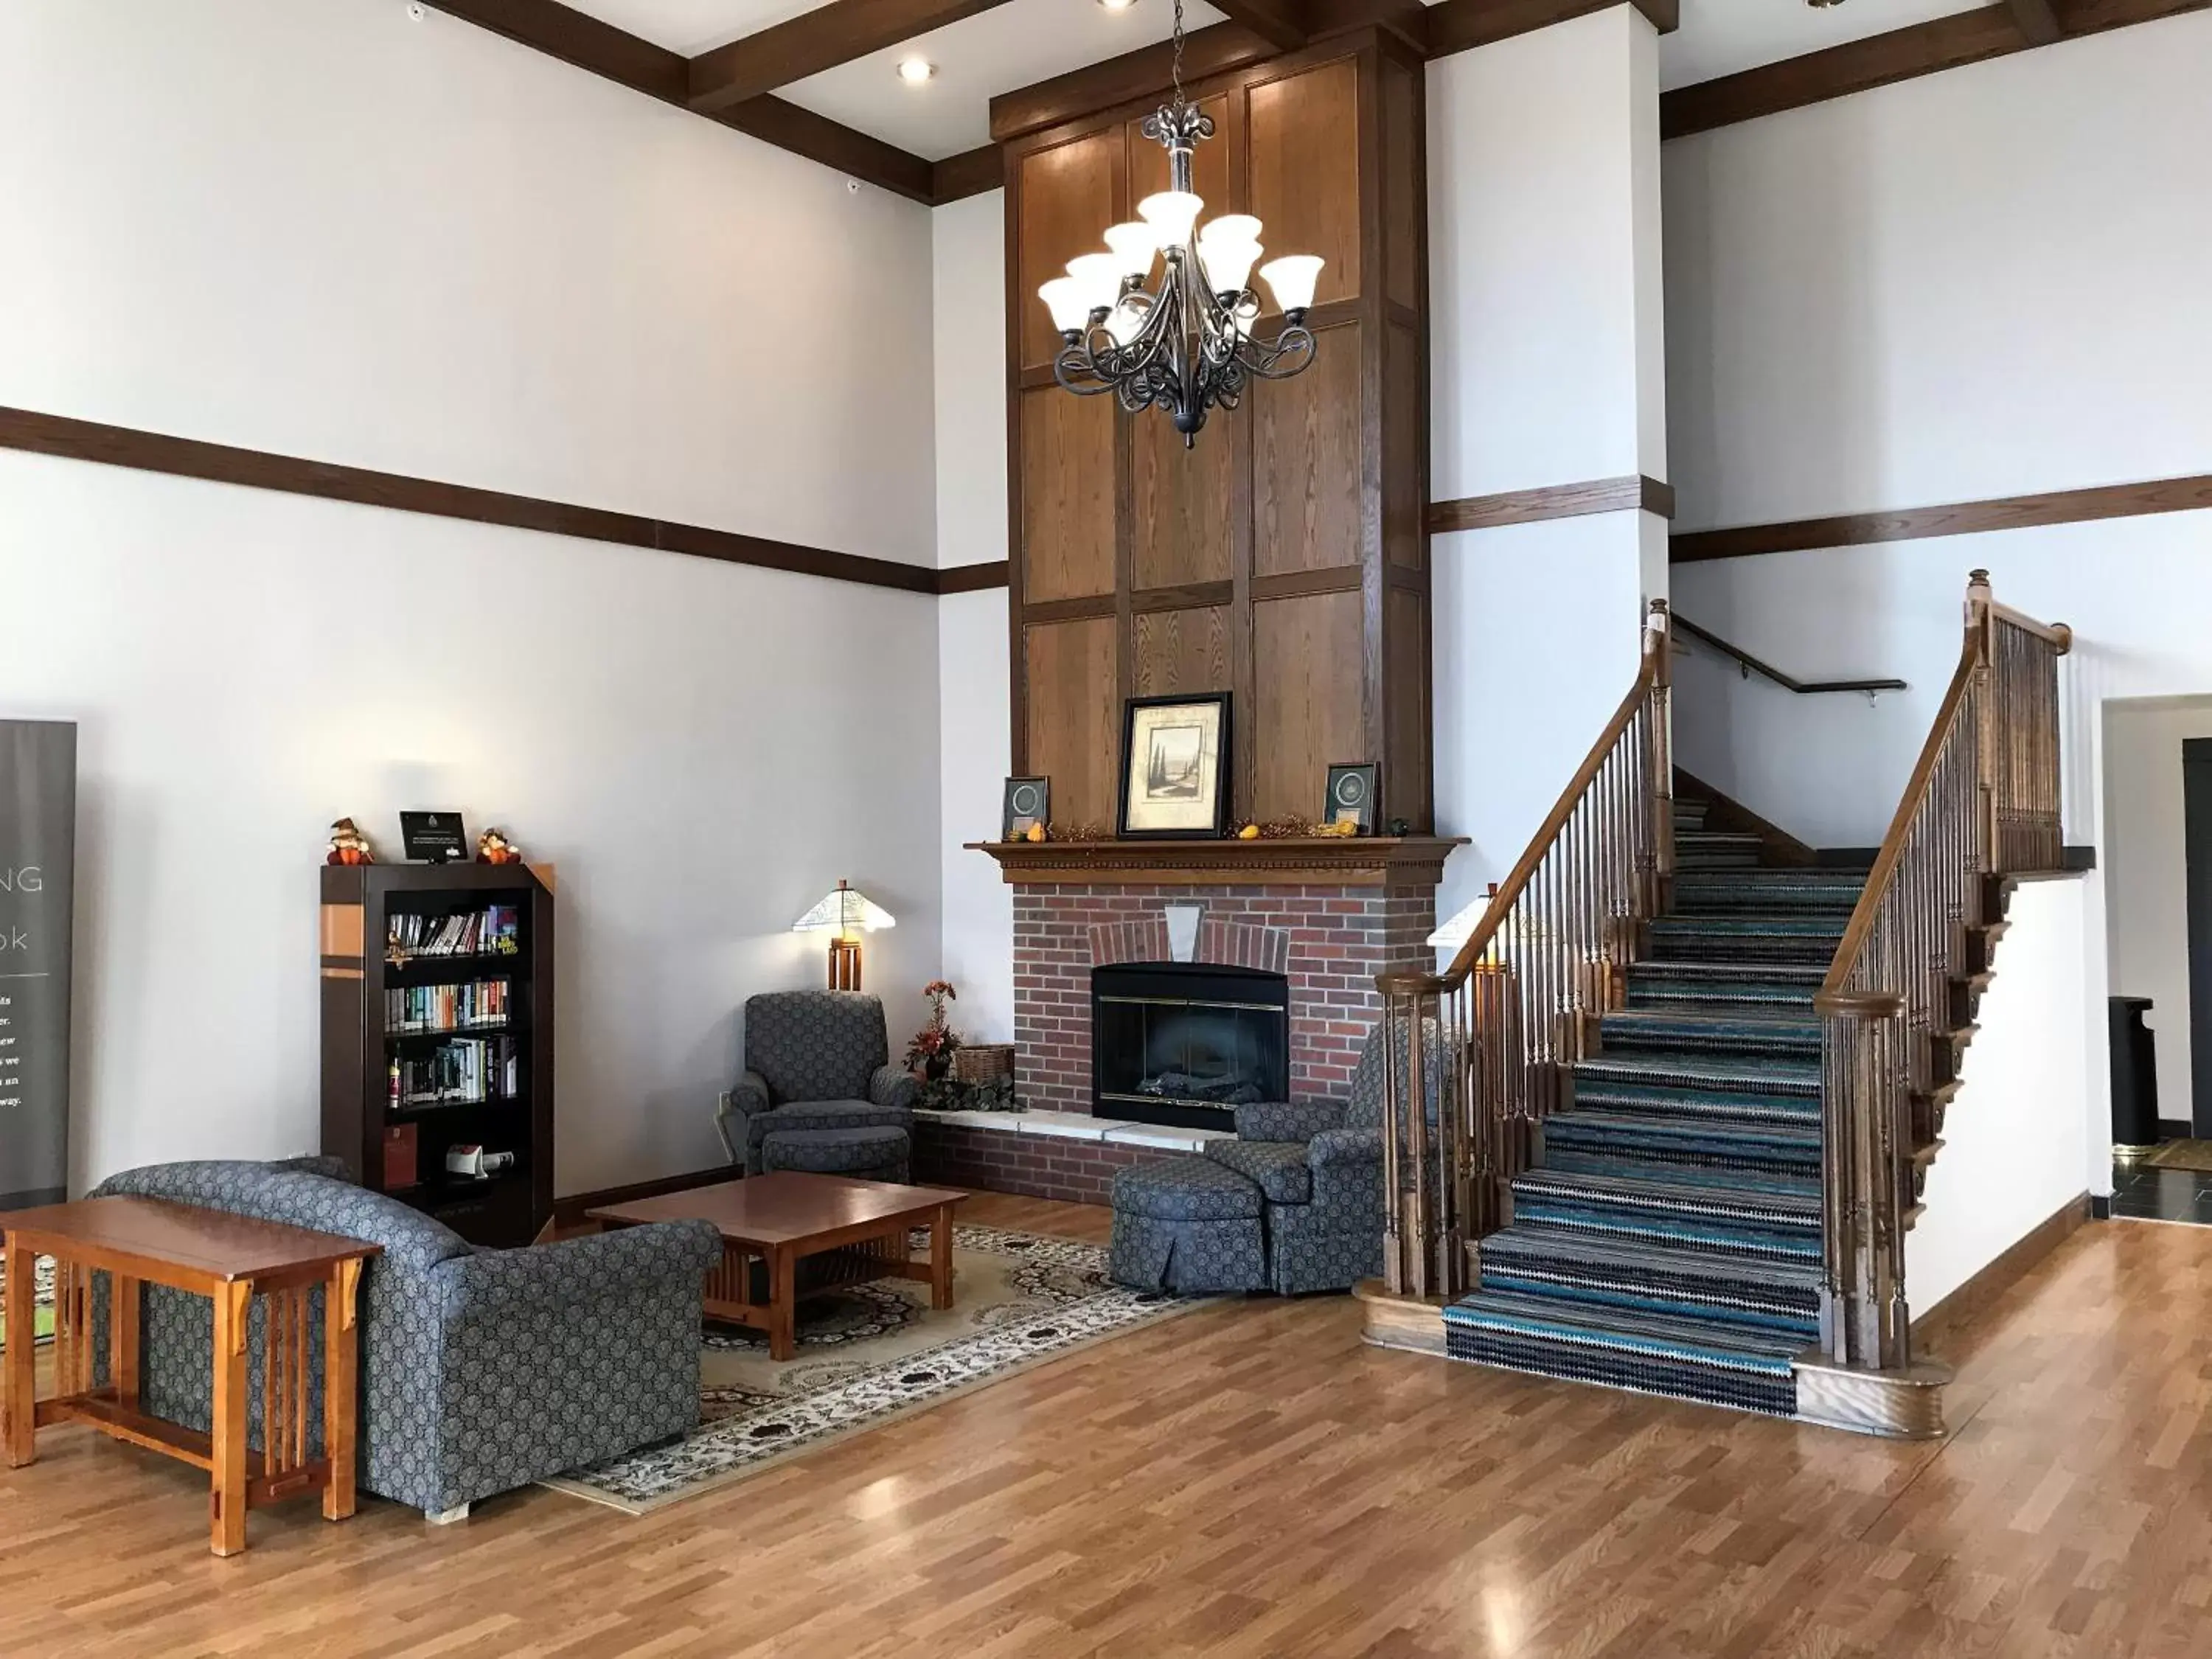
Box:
1119;693;1232;841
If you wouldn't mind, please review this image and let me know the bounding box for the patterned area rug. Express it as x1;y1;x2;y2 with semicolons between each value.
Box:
543;1225;1201;1514
0;1254;56;1349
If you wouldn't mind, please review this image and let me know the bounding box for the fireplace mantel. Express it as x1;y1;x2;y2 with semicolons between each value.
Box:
966;836;1467;888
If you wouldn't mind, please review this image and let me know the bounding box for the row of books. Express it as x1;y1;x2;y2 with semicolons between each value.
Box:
386;980;512;1034
387;905;521;961
388;1037;520;1110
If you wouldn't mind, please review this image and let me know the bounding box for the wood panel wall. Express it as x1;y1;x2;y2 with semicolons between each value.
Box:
1004;29;1432;833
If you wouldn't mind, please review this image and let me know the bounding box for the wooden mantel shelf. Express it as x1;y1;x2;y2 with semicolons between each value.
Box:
966;836;1467;888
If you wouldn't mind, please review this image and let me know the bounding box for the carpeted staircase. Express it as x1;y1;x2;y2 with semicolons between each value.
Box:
1441;792;1868;1417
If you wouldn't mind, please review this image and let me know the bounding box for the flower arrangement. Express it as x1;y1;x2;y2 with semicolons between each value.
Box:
906;979;963;1080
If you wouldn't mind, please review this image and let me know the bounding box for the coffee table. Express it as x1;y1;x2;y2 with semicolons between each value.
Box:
589;1174;965;1361
2;1196;380;1557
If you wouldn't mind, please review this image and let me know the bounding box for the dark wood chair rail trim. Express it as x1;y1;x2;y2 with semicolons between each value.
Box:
1427;475;1674;535
1670;473;2212;563
938;560;1012;594
0;405;942;597
1673;614;1907;695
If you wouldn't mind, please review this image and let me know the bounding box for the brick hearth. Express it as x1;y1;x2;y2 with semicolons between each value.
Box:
1015;883;1439;1116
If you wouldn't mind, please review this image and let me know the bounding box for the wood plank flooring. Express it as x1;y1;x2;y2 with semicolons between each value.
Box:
1;1194;2208;1657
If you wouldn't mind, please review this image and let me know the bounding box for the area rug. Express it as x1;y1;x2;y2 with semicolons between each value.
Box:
2147;1139;2212;1174
543;1225;1203;1514
0;1254;55;1349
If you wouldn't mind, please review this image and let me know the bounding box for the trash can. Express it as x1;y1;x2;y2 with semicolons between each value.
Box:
2110;996;2160;1154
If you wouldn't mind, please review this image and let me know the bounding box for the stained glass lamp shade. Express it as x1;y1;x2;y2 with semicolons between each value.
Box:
792;880;895;990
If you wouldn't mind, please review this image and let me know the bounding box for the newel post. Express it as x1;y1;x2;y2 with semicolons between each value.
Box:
1966;570;2000;878
1376;967;1461;1301
1813;987;1912;1369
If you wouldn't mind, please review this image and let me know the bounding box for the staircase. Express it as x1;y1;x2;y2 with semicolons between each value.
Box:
1371;576;2074;1435
1441;797;1860;1416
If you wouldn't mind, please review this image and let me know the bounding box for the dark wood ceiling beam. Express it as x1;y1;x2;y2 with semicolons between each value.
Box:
1206;0;1315;52
1425;0;1673;58
686;0;1018;115
990;20;1282;142
2007;0;2067;44
931;142;1006;203
424;0;942;203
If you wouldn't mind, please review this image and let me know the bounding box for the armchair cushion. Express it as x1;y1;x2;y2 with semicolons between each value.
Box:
744;990;891;1105
1232;1099;1346;1142
1204;1138;1312;1206
1310;1126;1383;1169
1345;1018;1444;1130
869;1063;919;1112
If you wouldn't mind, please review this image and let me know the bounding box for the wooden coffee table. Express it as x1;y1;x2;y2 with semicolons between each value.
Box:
589;1174;965;1360
2;1196;380;1557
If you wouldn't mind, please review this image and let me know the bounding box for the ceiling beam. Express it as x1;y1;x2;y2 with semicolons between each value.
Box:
687;0;1019;115
2007;0;2067;44
1425;0;1673;58
1205;0;1315;52
931;142;1006;203
424;0;945;203
990;20;1283;142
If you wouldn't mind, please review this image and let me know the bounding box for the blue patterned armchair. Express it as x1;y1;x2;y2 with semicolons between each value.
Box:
1200;1021;1440;1295
717;990;918;1175
88;1159;721;1522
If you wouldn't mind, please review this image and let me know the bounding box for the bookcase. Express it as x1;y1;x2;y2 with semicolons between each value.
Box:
320;862;555;1248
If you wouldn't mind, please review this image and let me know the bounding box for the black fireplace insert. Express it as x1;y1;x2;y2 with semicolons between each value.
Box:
1091;961;1290;1132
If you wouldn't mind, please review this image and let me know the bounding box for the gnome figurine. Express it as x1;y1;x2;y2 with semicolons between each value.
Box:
327;818;376;866
477;827;521;866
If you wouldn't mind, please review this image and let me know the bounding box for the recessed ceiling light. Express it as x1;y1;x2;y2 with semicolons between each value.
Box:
1098;0;1139;10
897;57;936;84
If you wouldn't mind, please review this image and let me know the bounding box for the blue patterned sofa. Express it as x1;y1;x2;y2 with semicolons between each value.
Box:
88;1158;721;1521
715;990;918;1178
1110;1022;1439;1297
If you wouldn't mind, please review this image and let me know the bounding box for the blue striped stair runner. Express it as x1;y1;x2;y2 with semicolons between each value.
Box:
1444;785;1856;1418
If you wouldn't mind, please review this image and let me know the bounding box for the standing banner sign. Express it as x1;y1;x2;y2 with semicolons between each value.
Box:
0;721;74;1211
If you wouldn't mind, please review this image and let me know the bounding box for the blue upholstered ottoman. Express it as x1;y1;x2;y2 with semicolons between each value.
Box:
759;1124;911;1183
1109;1157;1267;1294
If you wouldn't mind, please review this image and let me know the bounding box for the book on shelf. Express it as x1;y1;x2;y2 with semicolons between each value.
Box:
386;1034;519;1110
385;978;511;1034
386;905;522;963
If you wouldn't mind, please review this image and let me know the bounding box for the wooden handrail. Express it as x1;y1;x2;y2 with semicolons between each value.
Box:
1439;602;1671;986
1674;614;1907;696
1989;601;2073;652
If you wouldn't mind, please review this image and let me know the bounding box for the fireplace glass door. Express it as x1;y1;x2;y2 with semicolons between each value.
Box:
1092;962;1290;1132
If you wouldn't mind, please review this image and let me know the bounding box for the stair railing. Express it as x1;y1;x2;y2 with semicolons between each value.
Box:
1375;600;1676;1299
1815;570;2070;1371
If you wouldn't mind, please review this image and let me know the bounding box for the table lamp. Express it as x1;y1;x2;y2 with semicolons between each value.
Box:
792;880;895;990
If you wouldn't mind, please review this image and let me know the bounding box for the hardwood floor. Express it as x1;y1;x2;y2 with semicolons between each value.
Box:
2;1195;2208;1657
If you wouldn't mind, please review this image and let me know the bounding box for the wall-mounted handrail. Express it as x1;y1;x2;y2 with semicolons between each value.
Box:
1813;569;2070;1373
1674;613;1907;695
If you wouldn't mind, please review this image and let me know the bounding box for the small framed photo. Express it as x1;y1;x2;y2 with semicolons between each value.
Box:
399;811;469;864
1001;776;1051;841
1325;764;1380;835
1119;693;1233;840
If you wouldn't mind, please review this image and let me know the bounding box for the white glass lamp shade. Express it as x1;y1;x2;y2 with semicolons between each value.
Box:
793;880;896;939
1196;214;1262;249
1200;238;1262;296
1102;221;1158;281
1137;190;1204;247
1259;254;1324;314
1038;276;1093;334
1064;252;1124;315
1105;291;1152;346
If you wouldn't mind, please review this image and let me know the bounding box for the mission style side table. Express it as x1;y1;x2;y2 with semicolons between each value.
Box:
1;1195;381;1557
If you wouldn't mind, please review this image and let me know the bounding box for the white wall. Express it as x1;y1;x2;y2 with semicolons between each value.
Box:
1908;877;2096;1314
2101;697;2212;1132
1665;9;2212;535
931;191;1017;1043
1426;6;1669;938
1;0;944;1191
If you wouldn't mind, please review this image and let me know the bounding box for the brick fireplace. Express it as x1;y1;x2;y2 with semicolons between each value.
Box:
915;838;1461;1203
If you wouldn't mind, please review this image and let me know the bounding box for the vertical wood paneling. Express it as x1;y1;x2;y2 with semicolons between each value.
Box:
1380;57;1420;314
1383;321;1424;570
1025;615;1120;827
1133;406;1236;588
1018;132;1118;370
1251;323;1363;575
1133;606;1234;698
1385;584;1430;829
1247;58;1362;307
1251;590;1367;823
1020;387;1116;600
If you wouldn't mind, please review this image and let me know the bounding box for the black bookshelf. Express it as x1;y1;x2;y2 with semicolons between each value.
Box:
320;862;555;1248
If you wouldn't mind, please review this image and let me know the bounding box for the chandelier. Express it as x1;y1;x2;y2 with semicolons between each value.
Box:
1036;0;1323;448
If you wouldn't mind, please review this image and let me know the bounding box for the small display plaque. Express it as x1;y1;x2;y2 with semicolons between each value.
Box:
400;811;469;864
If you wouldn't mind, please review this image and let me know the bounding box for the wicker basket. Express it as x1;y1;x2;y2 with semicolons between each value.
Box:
952;1043;1015;1085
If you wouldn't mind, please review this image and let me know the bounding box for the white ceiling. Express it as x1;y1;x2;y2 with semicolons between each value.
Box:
565;0;1994;160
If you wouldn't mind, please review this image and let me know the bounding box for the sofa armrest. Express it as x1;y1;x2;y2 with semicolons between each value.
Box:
869;1064;919;1113
716;1071;772;1164
437;1220;723;1324
1235;1099;1346;1143
1309;1126;1382;1169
